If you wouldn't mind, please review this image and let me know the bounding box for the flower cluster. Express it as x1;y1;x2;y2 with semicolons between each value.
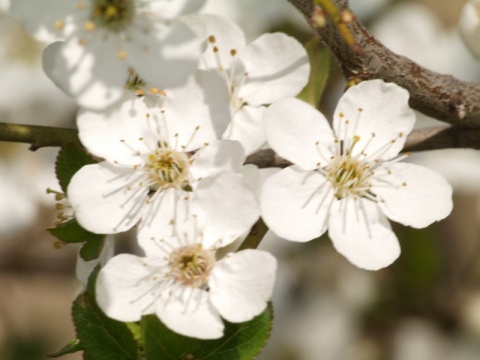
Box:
11;0;454;340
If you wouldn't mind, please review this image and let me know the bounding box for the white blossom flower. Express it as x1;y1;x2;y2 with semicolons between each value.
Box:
96;213;277;339
187;14;310;155
460;0;480;59
68;73;258;245
11;0;206;109
261;80;453;270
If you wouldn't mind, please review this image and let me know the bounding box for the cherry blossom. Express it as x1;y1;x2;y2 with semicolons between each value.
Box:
187;14;310;155
261;80;453;270
96;210;276;339
11;0;206;109
68;72;258;245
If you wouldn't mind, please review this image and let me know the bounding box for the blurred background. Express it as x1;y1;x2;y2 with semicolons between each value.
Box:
1;0;480;359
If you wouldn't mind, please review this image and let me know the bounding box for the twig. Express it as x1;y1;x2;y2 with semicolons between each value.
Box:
0;123;81;151
289;0;480;127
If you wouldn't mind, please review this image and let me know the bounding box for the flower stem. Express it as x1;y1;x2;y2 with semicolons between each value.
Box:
237;219;268;251
0;122;81;150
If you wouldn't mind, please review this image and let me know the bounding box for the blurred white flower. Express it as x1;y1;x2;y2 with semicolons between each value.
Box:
261;80;453;270
459;0;480;58
11;0;206;109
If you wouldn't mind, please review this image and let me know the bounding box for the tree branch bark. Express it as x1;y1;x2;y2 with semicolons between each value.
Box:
289;0;480;127
0;123;80;151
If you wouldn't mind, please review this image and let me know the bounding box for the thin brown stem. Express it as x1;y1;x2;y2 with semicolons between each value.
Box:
0;122;81;151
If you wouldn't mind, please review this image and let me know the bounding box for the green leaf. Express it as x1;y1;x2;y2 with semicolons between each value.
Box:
79;237;106;262
72;267;138;360
56;142;96;193
141;303;274;360
46;338;82;358
48;218;104;244
296;37;330;107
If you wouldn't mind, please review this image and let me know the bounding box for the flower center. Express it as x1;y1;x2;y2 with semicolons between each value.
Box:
168;244;216;288
145;147;191;191
324;136;373;199
91;0;135;32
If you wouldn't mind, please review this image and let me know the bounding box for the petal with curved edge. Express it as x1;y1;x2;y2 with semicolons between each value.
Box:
328;197;400;270
77;92;156;166
76;235;114;287
160;71;228;151
333;80;415;160
261;166;334;242
96;254;168;322
238;33;310;106
189;14;246;72
138;188;194;256
67;162;148;234
373;162;453;228
156;288;224;339
210;250;276;323
148;0;207;19
193;172;260;249
222;105;266;156
189;140;246;179
43;35;128;109
264;98;335;170
10;0;78;42
126;18;201;89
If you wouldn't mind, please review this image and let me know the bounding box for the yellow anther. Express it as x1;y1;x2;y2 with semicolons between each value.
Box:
54;20;64;30
84;21;96;31
117;50;128;60
230;49;237;56
208;35;216;43
106;5;118;18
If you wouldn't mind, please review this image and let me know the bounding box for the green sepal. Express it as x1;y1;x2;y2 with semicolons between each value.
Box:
72;267;139;360
46;338;82;358
141;303;274;360
297;37;330;108
55;142;96;193
48;218;104;244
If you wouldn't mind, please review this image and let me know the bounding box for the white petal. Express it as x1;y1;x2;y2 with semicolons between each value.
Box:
67;163;148;234
138;188;193;256
193;172;260;248
96;254;167;322
328;197;400;270
190;14;246;71
241;164;280;201
264;98;335;170
43;36;127;109
333;80;415;160
77;92;154;165
238;33;310;105
189;140;245;179
126;19;201;89
460;0;480;58
10;0;77;42
148;0;207;18
261;166;334;242
160;71;228;151
76;235;114;287
209;250;276;323
223;105;266;156
373;162;453;228
156;288;224;339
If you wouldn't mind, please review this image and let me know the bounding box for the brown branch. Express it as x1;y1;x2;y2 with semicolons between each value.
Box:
0;123;81;151
289;0;480;127
246;127;480;168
